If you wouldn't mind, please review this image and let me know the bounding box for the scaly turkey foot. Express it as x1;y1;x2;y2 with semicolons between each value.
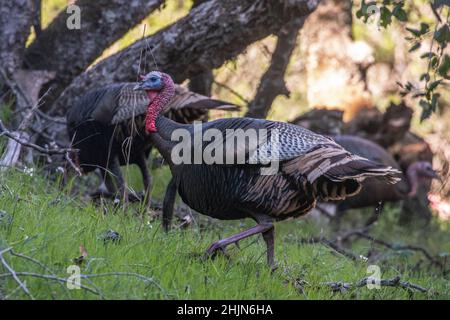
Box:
126;191;145;203
204;240;230;260
90;188;115;200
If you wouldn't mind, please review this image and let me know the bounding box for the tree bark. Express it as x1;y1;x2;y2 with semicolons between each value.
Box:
300;0;374;120
51;0;321;115
189;71;214;96
31;0;42;36
24;0;165;101
187;0;214;96
0;1;33;74
246;17;305;119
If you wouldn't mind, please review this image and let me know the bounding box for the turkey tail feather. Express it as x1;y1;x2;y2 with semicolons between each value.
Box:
283;144;401;201
323;156;401;184
294;145;401;184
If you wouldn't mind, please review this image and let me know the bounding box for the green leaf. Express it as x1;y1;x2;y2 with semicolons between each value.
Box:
431;93;440;112
431;56;439;68
438;54;450;79
406;27;421;37
434;25;450;44
420;23;430;35
419;99;433;121
409;42;421;52
380;6;392;28
428;80;443;91
420;52;436;59
412;92;426;98
392;5;407;22
356;0;365;20
420;73;430;82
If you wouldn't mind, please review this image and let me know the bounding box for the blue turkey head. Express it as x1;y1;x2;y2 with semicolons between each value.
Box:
133;71;163;91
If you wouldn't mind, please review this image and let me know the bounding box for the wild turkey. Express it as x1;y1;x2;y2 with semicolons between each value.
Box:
344;102;413;149
133;71;400;268
333;135;438;218
67;82;239;201
290;109;344;136
290;104;434;173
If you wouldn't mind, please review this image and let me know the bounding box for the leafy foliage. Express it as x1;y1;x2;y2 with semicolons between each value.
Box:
356;0;449;121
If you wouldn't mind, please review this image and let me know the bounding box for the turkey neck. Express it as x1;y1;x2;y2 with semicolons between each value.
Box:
145;75;190;166
406;165;420;197
149;115;188;165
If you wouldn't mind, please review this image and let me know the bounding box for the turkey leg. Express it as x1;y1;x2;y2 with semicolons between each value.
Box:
262;227;275;269
162;177;178;232
136;152;153;205
90;169;115;200
205;223;275;267
106;155;132;202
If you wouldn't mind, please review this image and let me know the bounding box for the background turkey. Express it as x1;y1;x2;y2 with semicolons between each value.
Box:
291;104;440;223
331;135;439;224
133;71;400;268
290;109;344;136
67;82;239;202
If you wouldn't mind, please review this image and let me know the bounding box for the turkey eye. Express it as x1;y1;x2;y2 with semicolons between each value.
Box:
150;77;157;82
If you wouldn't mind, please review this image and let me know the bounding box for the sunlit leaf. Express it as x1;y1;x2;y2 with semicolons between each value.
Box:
438;54;450;79
392;5;407;22
434;25;450;44
409;42;421;52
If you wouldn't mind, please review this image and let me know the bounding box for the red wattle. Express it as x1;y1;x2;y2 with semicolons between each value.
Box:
144;74;176;133
147;90;159;101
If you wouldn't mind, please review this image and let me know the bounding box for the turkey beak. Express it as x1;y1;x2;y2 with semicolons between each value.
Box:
428;169;441;181
427;170;442;182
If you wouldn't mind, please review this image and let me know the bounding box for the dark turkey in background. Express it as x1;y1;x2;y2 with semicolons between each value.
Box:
291;102;442;224
67;82;239;202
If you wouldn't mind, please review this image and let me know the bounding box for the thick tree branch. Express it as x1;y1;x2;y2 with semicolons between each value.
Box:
50;0;321;115
246;17;305;119
24;0;165;101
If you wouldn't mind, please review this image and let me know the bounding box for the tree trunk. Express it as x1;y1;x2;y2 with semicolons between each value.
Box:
189;71;214;96
24;0;165;103
50;0;321;115
300;0;373;120
0;0;33;74
187;0;214;96
246;17;305;119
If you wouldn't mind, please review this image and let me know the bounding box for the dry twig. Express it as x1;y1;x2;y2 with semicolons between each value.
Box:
0;120;76;155
322;275;429;294
0;247;34;299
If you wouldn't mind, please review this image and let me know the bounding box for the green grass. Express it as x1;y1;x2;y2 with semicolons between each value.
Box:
0;167;448;300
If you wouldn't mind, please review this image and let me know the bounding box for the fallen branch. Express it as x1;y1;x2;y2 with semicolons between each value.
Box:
9;249;71;298
0;248;168;299
0;120;76;155
0;272;102;298
294;236;361;261
322;275;429;294
0;247;34;300
78;272;167;297
296;202;442;271
342;231;443;269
